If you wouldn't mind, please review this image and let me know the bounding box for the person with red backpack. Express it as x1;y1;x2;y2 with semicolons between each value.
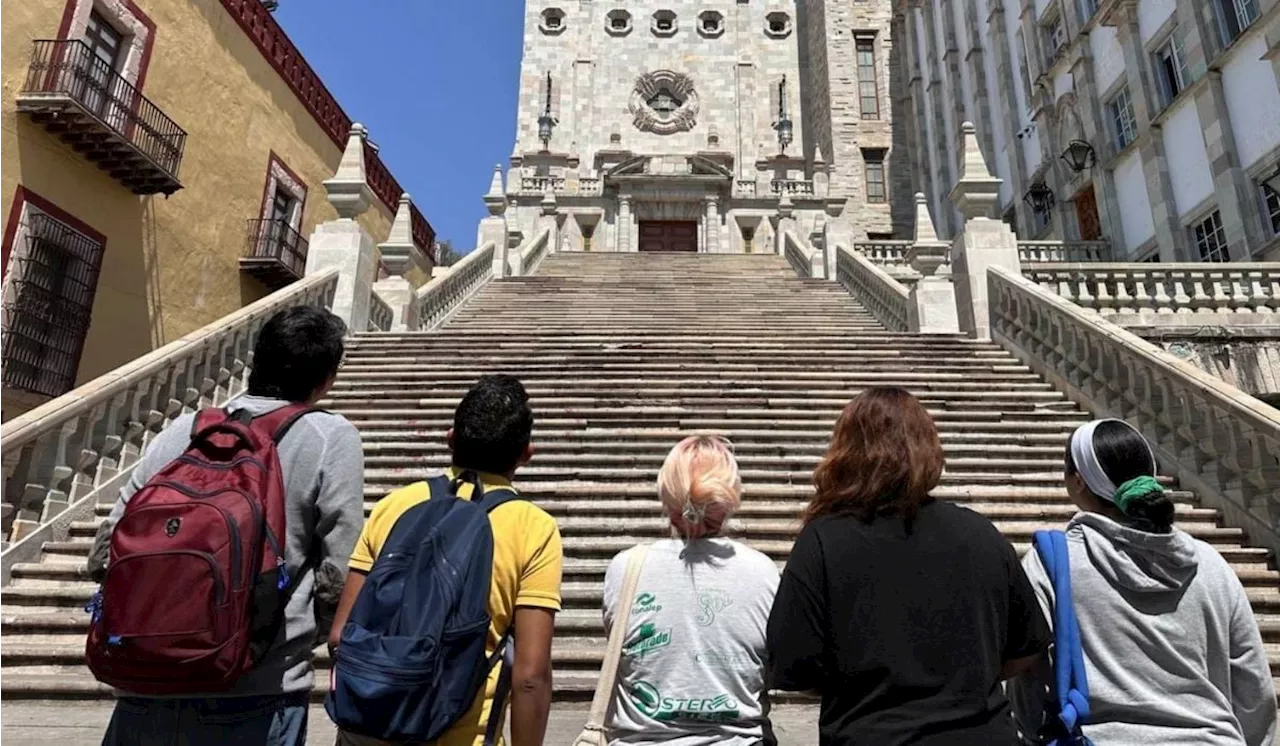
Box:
87;305;366;746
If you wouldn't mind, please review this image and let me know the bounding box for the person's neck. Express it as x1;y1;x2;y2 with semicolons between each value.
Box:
453;465;516;481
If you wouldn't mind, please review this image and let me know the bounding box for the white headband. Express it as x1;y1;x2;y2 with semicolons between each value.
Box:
1069;419;1155;503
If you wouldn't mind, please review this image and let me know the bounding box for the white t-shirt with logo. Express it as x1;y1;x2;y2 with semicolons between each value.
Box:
602;537;781;746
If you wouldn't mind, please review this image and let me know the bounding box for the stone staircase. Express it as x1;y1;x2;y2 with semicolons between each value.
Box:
3;251;1278;701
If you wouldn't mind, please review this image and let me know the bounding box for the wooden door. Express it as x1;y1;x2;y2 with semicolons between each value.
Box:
1074;185;1102;241
638;221;698;252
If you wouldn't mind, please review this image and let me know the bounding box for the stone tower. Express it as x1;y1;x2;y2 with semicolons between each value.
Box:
496;0;903;256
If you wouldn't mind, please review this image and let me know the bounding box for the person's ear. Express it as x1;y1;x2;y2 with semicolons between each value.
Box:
309;375;338;404
518;443;535;467
446;428;455;452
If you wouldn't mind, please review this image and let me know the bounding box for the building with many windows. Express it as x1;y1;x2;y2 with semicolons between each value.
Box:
0;0;435;419
893;0;1280;261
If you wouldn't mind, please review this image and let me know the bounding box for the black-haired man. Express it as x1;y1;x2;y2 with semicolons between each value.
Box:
90;305;365;746
331;374;562;746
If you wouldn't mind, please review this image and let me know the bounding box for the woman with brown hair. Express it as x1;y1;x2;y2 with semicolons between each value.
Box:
766;387;1051;745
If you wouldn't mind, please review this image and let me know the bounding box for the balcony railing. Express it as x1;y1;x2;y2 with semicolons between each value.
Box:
1017;240;1110;263
240;218;309;290
16;40;186;195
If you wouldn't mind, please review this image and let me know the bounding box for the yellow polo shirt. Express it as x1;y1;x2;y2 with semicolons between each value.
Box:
348;468;563;746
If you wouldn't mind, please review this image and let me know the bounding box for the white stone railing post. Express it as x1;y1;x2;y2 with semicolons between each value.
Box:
416;241;496;330
306;123;378;333
0;270;338;571
371;193;430;331
835;245;911;331
906;193;959;333
478;165;511;280
948;121;1020;340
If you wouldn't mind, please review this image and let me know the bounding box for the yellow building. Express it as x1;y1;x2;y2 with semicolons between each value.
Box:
0;0;434;420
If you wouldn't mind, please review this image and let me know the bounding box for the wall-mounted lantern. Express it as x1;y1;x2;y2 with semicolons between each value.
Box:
538;71;558;151
1024;180;1056;214
772;76;793;156
1059;139;1096;173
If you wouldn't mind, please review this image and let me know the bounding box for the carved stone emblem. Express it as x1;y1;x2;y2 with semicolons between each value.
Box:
630;70;699;135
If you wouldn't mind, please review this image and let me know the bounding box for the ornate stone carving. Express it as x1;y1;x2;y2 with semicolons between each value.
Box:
630;70;699;135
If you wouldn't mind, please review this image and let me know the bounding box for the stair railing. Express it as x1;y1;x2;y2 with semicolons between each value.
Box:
0;268;339;579
783;230;822;278
989;265;1280;557
509;226;552;277
836;244;910;331
1020;263;1280;319
366;289;394;332
416;241;496;330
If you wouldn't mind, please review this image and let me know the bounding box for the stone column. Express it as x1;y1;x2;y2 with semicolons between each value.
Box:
373;194;427;331
906;193;959;333
775;194;796;255
306;124;377;333
478;165;510;278
948;122;1019;340
704;196;721;254
616;192;633;252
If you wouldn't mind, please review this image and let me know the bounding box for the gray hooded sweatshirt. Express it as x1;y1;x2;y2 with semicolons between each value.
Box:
1009;512;1276;746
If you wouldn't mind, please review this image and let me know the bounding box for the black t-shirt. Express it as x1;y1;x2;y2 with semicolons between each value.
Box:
766;500;1051;745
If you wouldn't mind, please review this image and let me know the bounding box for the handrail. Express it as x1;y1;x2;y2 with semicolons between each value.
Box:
367;290;394;332
1021;263;1280;318
1017;240;1110;263
416;241;496;330
783;230;816;278
1;268;339;546
988;265;1280;556
510;227;552;277
852;240;913;266
836;245;910;331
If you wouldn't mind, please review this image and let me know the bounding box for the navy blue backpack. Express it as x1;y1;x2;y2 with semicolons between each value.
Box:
1033;530;1095;746
326;473;521;743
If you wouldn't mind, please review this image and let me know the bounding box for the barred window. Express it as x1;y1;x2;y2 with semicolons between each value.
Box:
1107;87;1137;151
863;149;887;203
856;37;879;120
2;212;104;397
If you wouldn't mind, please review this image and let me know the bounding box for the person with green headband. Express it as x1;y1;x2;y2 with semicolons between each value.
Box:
1008;418;1275;746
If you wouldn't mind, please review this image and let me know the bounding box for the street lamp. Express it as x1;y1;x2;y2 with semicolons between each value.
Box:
772;76;793;155
538;71;558;152
1059;139;1096;173
1024;180;1055;214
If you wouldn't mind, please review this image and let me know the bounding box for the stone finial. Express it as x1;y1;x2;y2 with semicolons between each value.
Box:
324;123;373;218
609;126;622;146
912;192;941;244
707;127;721;149
484;164;507;217
540;189;558;216
947;121;1002;220
378;193;424;276
813;145;827;165
777;192;794;220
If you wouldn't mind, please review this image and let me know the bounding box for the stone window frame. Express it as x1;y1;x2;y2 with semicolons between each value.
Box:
56;0;156;89
697;10;725;38
1075;0;1099;25
764;11;793;39
862;148;887;203
0;186;108;399
1190;208;1231;262
1040;3;1068;67
651;10;678;37
1247;157;1280;242
1104;85;1137;154
854;33;880;121
606;9;634;35
539;7;567;35
258;152;308;233
1210;0;1260;49
1149;24;1189;113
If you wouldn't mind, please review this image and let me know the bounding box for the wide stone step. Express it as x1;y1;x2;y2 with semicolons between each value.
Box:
345;416;1092;434
356;428;1077;445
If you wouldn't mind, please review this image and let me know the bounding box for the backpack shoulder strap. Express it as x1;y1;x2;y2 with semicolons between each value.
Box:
190;407;231;439
480;487;524;514
1032;529;1092;738
246;403;322;444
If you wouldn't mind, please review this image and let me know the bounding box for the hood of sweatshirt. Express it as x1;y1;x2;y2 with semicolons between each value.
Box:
1067;512;1199;593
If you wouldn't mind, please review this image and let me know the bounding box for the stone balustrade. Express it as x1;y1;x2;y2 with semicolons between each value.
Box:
988;265;1280;557
735;179;757;197
783;230;822;278
511;226;552;277
852;240;914;266
771;179;815;197
519;175;566;194
0;268;339;566
579;177;602;196
836;245;910;331
1022;263;1280;320
416;241;496;330
366;290;394;331
1017;240;1110;263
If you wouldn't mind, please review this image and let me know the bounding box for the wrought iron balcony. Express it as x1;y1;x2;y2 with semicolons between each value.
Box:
16;40;186;196
240;218;309;290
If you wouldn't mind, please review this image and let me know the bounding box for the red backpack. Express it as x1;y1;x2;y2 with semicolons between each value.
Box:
86;404;315;694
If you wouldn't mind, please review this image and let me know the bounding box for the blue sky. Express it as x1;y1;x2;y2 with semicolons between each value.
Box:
276;1;524;250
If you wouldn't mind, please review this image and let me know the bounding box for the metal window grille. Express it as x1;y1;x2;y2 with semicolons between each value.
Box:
2;213;105;397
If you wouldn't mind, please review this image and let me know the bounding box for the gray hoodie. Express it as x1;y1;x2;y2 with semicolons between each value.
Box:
1009;512;1276;746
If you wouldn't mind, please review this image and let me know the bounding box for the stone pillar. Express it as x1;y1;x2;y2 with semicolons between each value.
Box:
306;124;377;333
906;193;959;333
775;194;796;255
823;207;853;281
478;165;510;278
704;196;721;254
374;193;428;331
948;122;1019;340
616;193;633;252
539;190;560;252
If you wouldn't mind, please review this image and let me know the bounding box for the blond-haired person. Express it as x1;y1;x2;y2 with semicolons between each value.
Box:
601;436;780;746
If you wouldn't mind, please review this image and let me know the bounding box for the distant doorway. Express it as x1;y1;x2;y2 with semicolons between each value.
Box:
1074;185;1102;241
638;221;697;252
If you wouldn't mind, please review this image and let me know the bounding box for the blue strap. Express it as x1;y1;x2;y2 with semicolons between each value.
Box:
1033;530;1092;743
